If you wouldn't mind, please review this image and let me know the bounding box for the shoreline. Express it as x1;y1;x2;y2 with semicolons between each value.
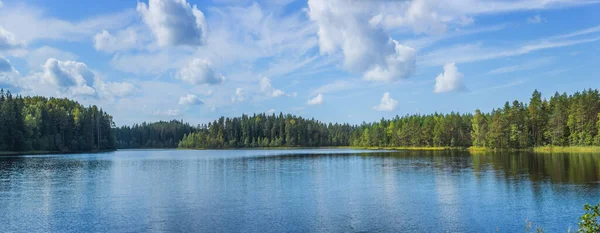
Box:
0;149;117;157
3;146;600;156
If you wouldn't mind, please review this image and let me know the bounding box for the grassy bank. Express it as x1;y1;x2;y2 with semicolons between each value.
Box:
0;149;117;156
468;146;600;153
533;146;600;153
177;146;465;151
344;146;464;151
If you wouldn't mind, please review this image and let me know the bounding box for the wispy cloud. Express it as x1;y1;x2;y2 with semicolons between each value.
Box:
487;57;555;75
421;25;600;66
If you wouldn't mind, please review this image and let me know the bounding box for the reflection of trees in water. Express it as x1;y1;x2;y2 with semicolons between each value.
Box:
247;151;600;185
0;156;114;192
471;152;600;184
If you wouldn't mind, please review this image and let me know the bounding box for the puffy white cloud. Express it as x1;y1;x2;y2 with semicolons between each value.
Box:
176;58;224;85
25;46;77;69
15;58;137;100
307;94;324;105
307;0;417;82
0;26;24;51
434;62;466;93
231;88;245;103
372;92;398;111
370;0;449;34
178;93;204;105
267;109;276;114
259;77;286;97
94;28;143;53
363;40;416;82
0;56;13;72
42;58;97;96
137;0;207;47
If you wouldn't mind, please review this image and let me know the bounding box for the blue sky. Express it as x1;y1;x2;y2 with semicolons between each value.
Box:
0;0;599;126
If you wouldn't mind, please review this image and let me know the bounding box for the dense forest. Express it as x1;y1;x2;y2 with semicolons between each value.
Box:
178;113;354;148
350;89;600;149
114;120;196;148
178;89;600;150
349;112;473;148
2;88;600;152
0;90;116;153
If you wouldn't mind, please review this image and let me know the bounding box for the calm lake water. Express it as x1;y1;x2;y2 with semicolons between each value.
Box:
1;149;599;232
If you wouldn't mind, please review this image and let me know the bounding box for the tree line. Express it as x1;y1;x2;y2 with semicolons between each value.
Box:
3;88;600;152
178;88;600;150
114;120;196;148
350;89;600;149
0;90;115;152
178;113;354;149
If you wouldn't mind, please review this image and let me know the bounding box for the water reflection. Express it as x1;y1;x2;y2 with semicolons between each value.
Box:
0;149;599;232
471;151;600;184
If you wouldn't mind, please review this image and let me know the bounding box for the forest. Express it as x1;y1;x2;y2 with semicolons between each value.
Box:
349;89;600;149
114;120;196;148
178;89;600;150
178;113;354;148
1;88;600;152
0;90;115;153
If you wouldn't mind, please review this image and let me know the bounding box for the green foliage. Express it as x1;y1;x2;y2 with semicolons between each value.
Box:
0;89;116;152
178;113;354;149
578;203;600;233
350;112;473;148
115;120;195;148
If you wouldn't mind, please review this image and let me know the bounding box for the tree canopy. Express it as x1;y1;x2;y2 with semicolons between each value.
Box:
0;89;115;152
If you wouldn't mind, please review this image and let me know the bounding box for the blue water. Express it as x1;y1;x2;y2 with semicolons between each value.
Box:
1;149;599;232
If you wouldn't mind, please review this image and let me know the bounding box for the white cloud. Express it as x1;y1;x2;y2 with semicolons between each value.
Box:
372;92;398;111
0;56;13;72
420;25;600;67
176;58;224;85
434;62;466;93
487;57;555;75
363;40;417;82
0;5;136;43
307;94;324;105
178;93;204;105
13;58;135;101
231;87;244;103
0;26;24;51
307;0;417;82
266;109;276;114
259;77;286;97
137;0;207;47
94;28;144;53
527;15;544;24
25;46;77;70
369;0;450;34
97;81;137;98
42;58;97;96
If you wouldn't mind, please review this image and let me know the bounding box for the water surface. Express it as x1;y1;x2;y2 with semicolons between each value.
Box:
1;149;599;232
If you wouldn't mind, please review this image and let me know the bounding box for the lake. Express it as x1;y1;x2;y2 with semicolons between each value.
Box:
1;149;599;232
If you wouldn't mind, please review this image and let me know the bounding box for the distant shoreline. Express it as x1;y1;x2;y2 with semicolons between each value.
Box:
0;149;117;157
3;146;600;156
